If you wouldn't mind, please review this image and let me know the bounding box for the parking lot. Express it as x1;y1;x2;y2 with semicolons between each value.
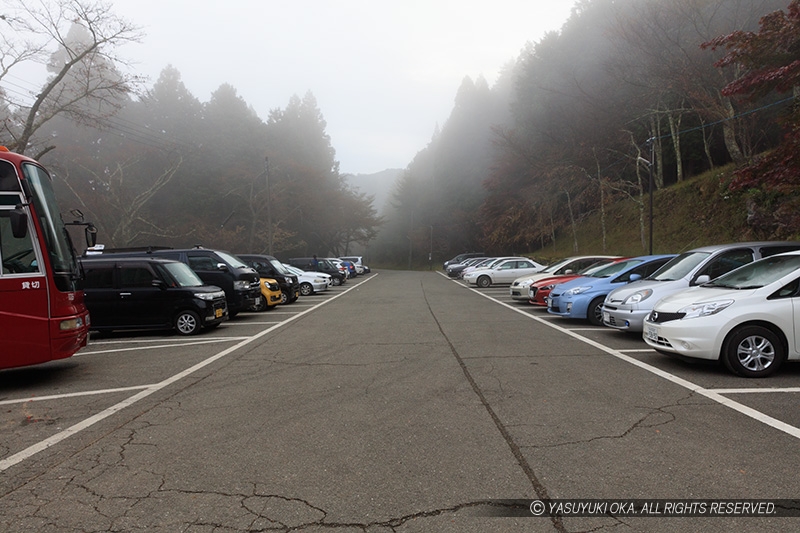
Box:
455;275;800;436
1;270;799;532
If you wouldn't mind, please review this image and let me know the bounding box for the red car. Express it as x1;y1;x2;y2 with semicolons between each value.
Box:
528;258;628;306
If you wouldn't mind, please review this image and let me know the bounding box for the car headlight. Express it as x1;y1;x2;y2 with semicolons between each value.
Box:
543;283;557;291
678;299;734;319
234;280;250;291
623;289;653;305
194;291;225;301
564;286;591;296
678;300;733;320
264;281;280;291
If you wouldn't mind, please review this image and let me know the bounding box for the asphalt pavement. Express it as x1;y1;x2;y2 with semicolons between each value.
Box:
1;270;799;532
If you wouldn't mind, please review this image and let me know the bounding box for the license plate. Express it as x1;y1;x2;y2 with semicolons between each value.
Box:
215;308;223;318
603;311;610;323
645;325;659;342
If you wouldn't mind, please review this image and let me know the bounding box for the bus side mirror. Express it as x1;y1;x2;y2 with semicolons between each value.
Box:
85;224;97;247
8;208;28;238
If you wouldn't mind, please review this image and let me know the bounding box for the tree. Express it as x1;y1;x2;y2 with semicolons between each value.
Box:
0;0;141;157
704;0;800;192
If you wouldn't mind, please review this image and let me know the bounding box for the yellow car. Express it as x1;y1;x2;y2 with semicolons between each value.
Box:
253;278;282;311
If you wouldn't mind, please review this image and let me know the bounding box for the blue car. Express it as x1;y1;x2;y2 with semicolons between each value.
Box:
547;255;676;325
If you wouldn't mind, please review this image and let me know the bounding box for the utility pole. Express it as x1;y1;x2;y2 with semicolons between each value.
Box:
265;157;272;255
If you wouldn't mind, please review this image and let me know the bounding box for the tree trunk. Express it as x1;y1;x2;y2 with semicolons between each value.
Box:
721;95;745;165
667;110;684;182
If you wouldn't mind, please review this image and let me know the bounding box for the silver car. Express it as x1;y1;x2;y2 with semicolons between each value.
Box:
602;242;800;332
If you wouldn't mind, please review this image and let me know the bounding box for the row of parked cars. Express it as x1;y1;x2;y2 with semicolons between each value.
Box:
444;241;800;378
78;246;370;336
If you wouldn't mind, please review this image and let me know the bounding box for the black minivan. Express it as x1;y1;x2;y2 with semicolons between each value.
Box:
100;247;261;316
80;256;228;335
237;254;300;304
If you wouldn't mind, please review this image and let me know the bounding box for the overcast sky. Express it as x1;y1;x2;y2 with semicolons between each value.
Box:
103;2;577;174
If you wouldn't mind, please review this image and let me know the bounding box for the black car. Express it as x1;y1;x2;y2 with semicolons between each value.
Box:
237;253;300;304
95;247;261;317
443;252;484;270
80;256;228;335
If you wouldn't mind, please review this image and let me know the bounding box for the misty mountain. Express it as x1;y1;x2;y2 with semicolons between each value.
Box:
344;168;403;215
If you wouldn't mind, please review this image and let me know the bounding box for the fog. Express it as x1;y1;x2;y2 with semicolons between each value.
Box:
107;0;575;174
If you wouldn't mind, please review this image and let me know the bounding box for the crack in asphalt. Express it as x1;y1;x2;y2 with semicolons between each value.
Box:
420;280;568;533
520;392;693;450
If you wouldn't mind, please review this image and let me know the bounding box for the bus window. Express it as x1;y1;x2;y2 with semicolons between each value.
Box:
0;206;41;275
0;160;21;191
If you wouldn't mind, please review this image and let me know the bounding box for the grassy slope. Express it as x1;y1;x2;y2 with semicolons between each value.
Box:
530;165;760;262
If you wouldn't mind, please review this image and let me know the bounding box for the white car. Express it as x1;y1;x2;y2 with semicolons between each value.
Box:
463;257;545;288
340;256;368;274
509;255;620;301
603;242;800;332
283;264;330;295
643;251;800;378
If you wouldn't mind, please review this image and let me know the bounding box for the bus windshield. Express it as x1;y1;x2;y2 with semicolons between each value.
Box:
22;162;79;287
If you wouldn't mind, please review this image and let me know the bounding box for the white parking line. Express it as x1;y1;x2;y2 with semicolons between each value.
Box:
465;282;800;441
222;321;283;326
0;385;152;406
0;275;377;472
77;337;249;356
709;387;800;394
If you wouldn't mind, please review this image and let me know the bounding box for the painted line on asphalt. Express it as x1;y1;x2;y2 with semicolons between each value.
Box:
460;279;800;441
0;274;377;472
221;321;284;326
0;385;153;406
78;338;249;356
709;387;800;394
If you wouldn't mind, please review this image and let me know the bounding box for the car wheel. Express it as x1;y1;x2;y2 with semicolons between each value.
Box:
280;291;289;304
477;275;491;288
723;325;785;378
175;310;201;335
332;276;342;286
587;297;605;326
299;282;314;296
252;296;267;312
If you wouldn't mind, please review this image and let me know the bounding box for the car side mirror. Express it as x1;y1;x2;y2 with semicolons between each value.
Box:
216;263;228;271
694;275;711;285
152;279;166;290
629;274;641;282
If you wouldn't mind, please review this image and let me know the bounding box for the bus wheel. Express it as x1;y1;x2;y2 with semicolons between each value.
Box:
175;310;201;335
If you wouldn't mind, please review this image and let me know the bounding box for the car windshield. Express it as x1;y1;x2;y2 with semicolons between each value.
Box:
648;252;711;281
586;259;643;278
472;258;496;268
578;260;616;276
539;257;573;274
705;255;800;289
268;258;291;274
283;264;302;275
217;251;249;269
162;262;204;287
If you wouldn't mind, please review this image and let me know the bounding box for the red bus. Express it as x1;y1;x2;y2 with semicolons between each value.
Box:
0;146;92;369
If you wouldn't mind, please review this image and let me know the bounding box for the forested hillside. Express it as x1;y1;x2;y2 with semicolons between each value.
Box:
0;2;381;258
372;0;800;266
